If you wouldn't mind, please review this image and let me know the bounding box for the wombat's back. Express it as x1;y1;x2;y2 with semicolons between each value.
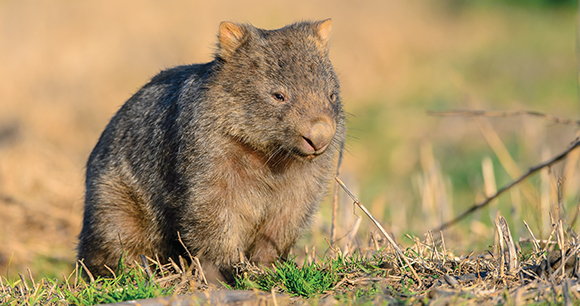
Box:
78;63;215;276
78;20;345;280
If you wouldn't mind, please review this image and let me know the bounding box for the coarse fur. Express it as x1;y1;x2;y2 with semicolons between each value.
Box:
77;19;345;280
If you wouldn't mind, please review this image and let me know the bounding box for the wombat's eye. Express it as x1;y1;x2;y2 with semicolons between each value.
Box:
329;93;337;103
272;92;286;102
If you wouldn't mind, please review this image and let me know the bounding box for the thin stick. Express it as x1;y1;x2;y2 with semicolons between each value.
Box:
336;177;423;287
495;218;506;278
62;273;70;293
522;220;541;253
498;216;518;272
74;261;78;287
551;243;580;280
543;226;558;261
78;260;95;284
177;231;203;280
104;265;116;279
18;273;28;295
177;231;195;266
155;254;165;277
46;281;57;301
140;255;153;279
427;109;580;126
26;268;36;289
440;231;447;262
330;137;345;244
168;257;182;274
556;220;566;279
178;256;187;275
518;238;556;245
193;257;208;285
437;139;580;231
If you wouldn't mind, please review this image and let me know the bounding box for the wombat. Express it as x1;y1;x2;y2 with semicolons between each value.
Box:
77;19;345;280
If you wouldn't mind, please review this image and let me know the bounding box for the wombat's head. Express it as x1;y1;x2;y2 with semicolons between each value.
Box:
212;19;344;161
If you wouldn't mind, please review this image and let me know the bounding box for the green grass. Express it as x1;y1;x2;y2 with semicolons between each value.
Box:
3;244;580;305
234;251;410;300
62;267;172;305
235;256;340;298
1;258;176;305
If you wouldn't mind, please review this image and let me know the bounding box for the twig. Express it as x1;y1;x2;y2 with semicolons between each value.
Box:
78;260;95;284
324;237;340;254
104;265;116;278
498;216;518;272
26;267;36;289
436;139;580;231
427;109;580;126
62;273;71;293
178;256;187;275
177;231;206;284
18;273;28;295
154;274;181;285
495;218;506;278
440;230;447;262
46;281;57;301
518;238;556;246
193;257;208;285
335;177;423;287
155;254;165;277
331;135;346;244
74;261;78;287
556;220;566;279
140;255;153;279
168;257;182;274
522;220;541;253
177;232;195;267
551;243;580;280
543;225;558;263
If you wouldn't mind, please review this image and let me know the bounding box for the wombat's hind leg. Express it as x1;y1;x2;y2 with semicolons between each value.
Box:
79;174;161;276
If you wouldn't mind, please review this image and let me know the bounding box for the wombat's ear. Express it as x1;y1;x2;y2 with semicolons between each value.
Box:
313;19;332;49
218;21;249;58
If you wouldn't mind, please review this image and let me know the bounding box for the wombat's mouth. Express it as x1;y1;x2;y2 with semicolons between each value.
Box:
292;148;323;160
292;137;331;160
302;137;329;154
296;121;335;159
304;153;320;160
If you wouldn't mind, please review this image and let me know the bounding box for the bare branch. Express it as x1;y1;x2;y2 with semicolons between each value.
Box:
436;139;580;232
427;109;580;126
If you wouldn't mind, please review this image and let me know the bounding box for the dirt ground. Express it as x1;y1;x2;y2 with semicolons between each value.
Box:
0;0;578;278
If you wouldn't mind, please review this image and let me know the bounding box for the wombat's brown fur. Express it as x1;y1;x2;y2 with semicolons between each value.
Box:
77;19;345;280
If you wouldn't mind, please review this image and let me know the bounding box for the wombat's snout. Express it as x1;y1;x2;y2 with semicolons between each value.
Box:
300;121;335;157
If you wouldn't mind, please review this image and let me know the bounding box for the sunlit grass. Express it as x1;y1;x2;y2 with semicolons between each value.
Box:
0;258;176;306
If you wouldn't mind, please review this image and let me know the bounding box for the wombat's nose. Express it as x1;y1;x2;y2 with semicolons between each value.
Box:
301;121;335;155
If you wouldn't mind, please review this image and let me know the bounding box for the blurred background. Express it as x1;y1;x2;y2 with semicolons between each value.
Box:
1;0;579;278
